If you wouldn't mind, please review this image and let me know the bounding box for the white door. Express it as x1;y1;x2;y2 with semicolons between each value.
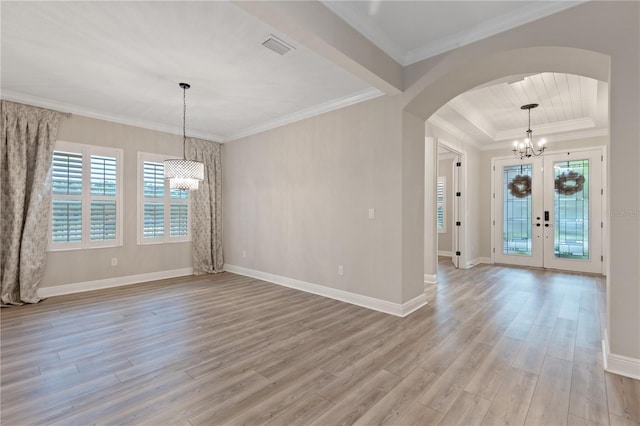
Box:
493;149;603;274
542;150;603;273
494;158;544;268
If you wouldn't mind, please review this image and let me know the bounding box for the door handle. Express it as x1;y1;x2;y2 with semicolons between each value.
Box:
544;211;550;221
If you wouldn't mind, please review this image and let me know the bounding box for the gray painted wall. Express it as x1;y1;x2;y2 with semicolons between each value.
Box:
225;2;639;362
42;115;192;287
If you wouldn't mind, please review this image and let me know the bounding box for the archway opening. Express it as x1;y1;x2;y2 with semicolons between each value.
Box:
409;46;610;287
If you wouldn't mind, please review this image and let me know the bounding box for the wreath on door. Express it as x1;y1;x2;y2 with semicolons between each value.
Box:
508;175;532;198
555;171;585;196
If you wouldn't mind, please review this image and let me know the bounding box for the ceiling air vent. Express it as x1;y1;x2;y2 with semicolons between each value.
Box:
262;35;294;56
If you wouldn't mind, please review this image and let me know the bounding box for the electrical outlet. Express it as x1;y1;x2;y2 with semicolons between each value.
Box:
368;208;375;219
111;257;118;266
338;265;344;276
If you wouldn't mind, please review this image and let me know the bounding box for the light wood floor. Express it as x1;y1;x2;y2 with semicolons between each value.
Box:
1;260;638;425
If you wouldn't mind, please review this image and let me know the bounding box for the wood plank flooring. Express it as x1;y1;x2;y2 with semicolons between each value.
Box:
1;260;638;425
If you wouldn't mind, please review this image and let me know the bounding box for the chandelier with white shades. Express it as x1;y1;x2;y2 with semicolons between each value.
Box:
164;82;204;191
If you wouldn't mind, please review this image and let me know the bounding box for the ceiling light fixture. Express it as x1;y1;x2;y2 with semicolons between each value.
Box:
164;82;204;191
513;103;547;159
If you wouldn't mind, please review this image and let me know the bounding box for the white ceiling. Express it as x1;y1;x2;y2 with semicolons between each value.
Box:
322;1;584;65
1;1;604;146
430;73;609;150
1;1;377;142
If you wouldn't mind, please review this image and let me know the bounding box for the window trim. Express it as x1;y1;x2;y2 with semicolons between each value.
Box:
49;141;123;251
137;152;192;245
437;176;446;234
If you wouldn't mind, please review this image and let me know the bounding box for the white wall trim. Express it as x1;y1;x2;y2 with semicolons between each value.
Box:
401;293;429;317
438;250;453;257
466;257;492;268
323;0;585;66
3;87;384;145
429;116;481;149
223;88;383;142
480;128;608;151
403;1;586;65
37;268;194;298
225;264;427;317
2;91;224;142
424;274;438;284
602;329;640;380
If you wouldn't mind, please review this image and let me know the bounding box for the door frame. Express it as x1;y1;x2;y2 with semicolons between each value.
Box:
438;139;467;269
491;145;607;275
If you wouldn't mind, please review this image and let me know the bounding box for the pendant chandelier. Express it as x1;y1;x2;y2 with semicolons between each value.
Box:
512;103;547;160
164;82;204;191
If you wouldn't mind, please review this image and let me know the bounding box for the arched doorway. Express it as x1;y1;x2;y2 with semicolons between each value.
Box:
401;35;639;377
412;47;610;280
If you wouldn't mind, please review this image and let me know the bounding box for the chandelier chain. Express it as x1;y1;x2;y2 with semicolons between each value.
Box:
183;84;187;160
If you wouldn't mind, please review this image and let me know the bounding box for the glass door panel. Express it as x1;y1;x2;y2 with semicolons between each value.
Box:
493;158;543;268
543;150;602;274
502;164;533;256
553;159;590;260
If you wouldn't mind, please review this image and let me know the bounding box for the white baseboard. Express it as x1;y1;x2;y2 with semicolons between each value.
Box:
466;257;492;268
37;268;194;298
603;329;640;380
424;274;438;284
224;264;427;317
438;251;453;257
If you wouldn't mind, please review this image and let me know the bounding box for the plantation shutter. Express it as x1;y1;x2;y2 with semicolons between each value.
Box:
51;151;83;244
170;188;188;237
90;155;117;241
437;178;446;232
143;161;165;238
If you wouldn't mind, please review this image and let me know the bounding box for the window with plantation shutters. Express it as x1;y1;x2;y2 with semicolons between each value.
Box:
90;155;118;241
50;142;122;250
138;153;190;244
52;151;83;246
143;161;165;238
437;177;446;233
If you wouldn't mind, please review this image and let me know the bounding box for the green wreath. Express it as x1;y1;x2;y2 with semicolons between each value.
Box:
508;175;532;198
555;171;585;195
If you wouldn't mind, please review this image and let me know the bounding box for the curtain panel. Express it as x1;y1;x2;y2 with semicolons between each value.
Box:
186;137;223;274
1;100;61;305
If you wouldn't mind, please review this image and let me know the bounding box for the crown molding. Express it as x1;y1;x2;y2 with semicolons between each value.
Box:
320;1;406;65
495;117;596;141
324;1;584;66
479;128;608;151
449;97;498;140
1;90;224;142
404;1;585;65
223;87;384;142
2;87;384;145
428;115;481;150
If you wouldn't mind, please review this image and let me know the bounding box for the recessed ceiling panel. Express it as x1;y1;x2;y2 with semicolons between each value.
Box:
429;73;607;149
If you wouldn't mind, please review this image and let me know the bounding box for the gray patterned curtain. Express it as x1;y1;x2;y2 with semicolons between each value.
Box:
1;100;61;304
186;137;223;274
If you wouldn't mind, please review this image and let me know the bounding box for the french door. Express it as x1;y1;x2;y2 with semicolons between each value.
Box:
493;149;603;274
